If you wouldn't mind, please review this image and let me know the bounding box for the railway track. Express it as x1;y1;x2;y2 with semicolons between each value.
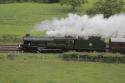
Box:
0;44;20;52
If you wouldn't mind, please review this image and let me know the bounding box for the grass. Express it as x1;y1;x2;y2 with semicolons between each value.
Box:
0;53;125;83
0;1;97;43
0;1;97;36
0;3;64;36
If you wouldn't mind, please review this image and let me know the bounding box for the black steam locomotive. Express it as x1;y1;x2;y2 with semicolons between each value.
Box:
19;34;125;53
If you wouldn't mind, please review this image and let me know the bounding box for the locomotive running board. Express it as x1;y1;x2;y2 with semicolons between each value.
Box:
37;47;63;52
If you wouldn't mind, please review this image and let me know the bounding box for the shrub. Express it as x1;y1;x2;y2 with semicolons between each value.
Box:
0;0;14;3
0;0;59;3
87;0;125;18
62;52;125;63
7;54;16;60
62;51;79;61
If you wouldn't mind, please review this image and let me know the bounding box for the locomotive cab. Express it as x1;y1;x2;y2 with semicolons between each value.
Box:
74;36;106;52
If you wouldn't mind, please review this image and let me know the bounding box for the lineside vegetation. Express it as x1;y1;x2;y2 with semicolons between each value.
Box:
0;53;125;83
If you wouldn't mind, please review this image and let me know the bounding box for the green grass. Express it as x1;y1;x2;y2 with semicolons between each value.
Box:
0;1;97;43
0;1;97;36
0;3;65;36
0;53;125;83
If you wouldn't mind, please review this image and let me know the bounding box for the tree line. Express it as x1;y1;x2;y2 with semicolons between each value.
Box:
0;0;59;3
0;0;124;18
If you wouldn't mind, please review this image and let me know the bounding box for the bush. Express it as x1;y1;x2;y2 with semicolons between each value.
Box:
7;54;16;60
0;0;14;3
42;0;59;3
0;0;59;3
62;51;79;61
62;52;125;63
87;0;125;18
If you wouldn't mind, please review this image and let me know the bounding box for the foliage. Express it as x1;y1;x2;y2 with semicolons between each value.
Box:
7;54;16;60
0;0;59;3
62;51;125;63
42;0;59;3
60;0;87;11
87;0;125;18
0;0;13;3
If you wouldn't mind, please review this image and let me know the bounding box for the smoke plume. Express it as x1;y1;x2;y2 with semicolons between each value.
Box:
35;13;125;39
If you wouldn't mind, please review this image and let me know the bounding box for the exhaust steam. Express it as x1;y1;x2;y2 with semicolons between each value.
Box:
34;13;125;40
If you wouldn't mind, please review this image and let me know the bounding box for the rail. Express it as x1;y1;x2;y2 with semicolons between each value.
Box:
0;44;20;52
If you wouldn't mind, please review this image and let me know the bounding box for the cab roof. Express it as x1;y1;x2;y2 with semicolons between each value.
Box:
111;38;125;42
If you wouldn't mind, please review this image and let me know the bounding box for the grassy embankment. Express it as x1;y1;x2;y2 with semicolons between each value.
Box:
0;0;98;43
0;52;125;83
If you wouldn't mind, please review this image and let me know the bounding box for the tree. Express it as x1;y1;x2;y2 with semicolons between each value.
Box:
40;0;59;3
87;0;125;18
0;0;59;3
60;0;87;11
0;0;13;3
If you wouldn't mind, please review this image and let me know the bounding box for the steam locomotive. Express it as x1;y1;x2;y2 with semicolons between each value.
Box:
19;34;125;53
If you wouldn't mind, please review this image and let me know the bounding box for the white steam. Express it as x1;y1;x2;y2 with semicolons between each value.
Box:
35;13;125;39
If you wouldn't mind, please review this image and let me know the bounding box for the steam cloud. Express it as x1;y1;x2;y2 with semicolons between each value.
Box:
35;13;125;39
